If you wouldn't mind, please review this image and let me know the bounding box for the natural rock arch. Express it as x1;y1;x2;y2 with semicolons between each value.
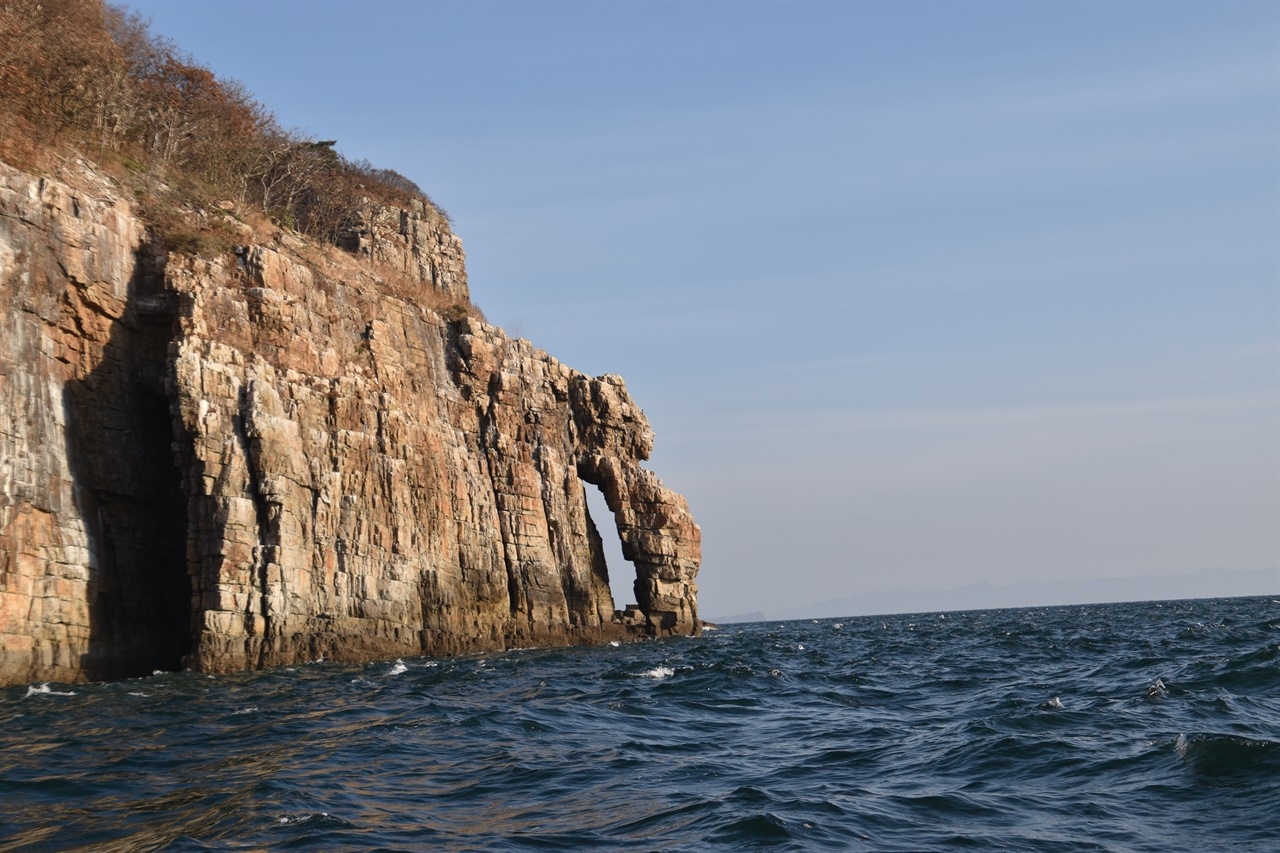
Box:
568;376;700;636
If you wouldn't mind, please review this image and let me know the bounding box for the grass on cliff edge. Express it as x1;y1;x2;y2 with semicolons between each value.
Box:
0;0;479;320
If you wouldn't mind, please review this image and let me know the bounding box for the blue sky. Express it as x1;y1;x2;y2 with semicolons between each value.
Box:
124;0;1279;616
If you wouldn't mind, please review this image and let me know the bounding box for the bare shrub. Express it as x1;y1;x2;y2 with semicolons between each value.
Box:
0;0;469;315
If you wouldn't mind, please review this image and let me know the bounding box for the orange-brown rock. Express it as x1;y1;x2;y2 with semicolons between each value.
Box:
0;160;700;685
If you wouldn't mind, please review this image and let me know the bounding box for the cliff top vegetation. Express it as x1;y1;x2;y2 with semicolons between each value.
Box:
0;0;454;270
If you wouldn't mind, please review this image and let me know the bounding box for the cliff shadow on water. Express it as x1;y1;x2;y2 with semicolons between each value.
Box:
62;241;194;679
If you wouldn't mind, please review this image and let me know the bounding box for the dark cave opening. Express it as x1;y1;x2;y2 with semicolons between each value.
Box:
62;243;198;679
130;386;194;674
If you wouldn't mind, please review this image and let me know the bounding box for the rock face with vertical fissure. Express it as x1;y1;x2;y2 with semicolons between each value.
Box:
0;160;700;685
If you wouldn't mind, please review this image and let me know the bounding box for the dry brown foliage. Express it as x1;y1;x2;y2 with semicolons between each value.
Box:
0;0;470;305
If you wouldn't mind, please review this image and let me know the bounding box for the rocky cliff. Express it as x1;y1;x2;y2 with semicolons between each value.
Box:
0;159;700;685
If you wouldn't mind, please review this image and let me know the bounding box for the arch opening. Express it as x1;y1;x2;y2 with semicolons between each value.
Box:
582;482;636;617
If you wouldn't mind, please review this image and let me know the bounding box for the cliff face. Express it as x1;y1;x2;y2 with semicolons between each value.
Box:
0;160;700;685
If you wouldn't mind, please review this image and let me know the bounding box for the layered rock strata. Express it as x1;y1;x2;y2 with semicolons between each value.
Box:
0;161;700;685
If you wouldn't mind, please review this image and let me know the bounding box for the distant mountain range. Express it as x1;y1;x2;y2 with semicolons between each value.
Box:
703;611;767;625
707;567;1278;623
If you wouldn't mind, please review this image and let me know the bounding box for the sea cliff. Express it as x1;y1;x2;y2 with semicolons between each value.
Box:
0;159;700;685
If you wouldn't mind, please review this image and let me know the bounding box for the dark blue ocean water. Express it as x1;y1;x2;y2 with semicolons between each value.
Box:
2;596;1278;851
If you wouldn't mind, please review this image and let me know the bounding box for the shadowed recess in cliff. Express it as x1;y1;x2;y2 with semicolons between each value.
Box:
63;244;194;679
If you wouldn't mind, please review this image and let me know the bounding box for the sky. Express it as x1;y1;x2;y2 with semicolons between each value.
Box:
123;0;1279;618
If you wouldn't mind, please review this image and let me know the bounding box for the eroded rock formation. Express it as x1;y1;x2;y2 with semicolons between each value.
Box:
0;160;699;685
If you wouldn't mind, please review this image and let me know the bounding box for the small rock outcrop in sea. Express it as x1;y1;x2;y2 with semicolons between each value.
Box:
0;160;700;685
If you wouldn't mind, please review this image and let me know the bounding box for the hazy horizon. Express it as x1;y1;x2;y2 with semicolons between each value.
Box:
124;0;1279;618
704;565;1279;623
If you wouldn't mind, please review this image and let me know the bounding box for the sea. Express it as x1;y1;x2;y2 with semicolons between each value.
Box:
2;595;1277;851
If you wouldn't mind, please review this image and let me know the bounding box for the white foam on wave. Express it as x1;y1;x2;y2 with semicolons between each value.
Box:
232;706;258;715
278;812;331;825
641;666;674;679
1039;696;1063;710
25;683;76;697
128;692;150;697
832;623;843;630
389;659;408;676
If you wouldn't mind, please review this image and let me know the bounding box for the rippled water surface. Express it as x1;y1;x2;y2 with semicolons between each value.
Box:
3;596;1278;850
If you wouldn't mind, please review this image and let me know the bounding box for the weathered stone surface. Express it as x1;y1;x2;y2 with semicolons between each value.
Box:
337;198;468;302
0;160;699;685
0;160;185;684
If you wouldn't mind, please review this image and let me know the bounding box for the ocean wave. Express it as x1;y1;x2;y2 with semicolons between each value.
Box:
276;811;357;829
24;683;76;697
2;595;1277;851
1174;731;1280;776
